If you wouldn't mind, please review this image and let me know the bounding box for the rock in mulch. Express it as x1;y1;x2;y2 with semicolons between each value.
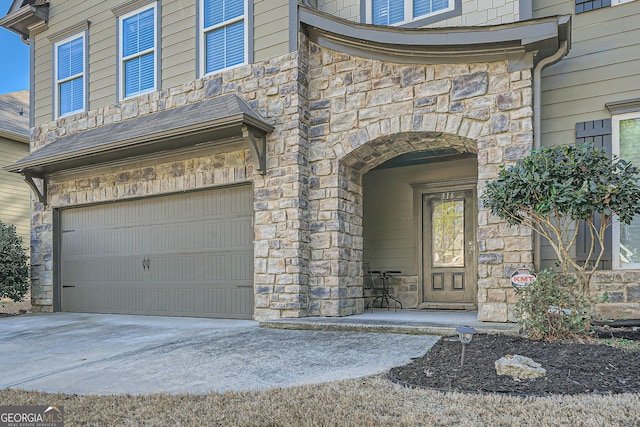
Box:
389;334;640;395
495;354;546;380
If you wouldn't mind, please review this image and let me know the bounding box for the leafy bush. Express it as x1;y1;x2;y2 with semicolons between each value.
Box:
0;221;29;302
515;270;589;340
483;142;640;299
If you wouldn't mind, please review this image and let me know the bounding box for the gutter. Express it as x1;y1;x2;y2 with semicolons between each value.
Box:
532;39;569;272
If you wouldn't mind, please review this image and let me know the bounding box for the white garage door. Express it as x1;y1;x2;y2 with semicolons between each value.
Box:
60;185;254;319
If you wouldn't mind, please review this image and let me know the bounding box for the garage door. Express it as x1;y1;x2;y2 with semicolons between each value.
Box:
60;185;254;319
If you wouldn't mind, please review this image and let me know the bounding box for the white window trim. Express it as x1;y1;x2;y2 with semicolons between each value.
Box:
612;0;634;6
54;33;86;119
611;110;640;269
365;0;455;26
118;2;158;101
198;0;249;77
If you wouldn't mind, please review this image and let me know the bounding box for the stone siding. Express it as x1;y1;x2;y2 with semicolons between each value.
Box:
591;270;640;320
29;49;312;318
306;42;535;320
29;32;536;322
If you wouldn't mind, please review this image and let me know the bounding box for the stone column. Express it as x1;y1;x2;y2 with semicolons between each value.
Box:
29;200;54;312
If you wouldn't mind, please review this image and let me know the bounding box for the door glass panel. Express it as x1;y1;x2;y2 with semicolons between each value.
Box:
431;198;464;267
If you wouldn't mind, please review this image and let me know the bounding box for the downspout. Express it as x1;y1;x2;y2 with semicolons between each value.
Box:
532;40;569;272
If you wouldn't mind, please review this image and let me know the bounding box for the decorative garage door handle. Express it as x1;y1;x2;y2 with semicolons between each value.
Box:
142;257;151;270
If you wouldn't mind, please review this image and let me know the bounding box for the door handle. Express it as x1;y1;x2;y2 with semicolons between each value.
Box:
142;257;151;270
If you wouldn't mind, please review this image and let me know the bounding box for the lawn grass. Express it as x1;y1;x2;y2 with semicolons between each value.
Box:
1;376;638;426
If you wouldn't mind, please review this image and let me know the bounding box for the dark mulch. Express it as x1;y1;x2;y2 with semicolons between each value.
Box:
389;329;640;396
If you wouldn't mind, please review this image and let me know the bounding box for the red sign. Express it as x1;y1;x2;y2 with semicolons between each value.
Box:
510;268;537;288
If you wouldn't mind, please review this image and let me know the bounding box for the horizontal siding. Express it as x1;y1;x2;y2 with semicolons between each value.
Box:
362;158;477;275
33;0;293;126
535;0;640;148
533;0;640;268
0;138;30;248
33;30;53;126
253;0;289;62
161;0;196;92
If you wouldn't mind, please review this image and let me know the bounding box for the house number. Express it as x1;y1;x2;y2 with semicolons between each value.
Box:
441;192;456;200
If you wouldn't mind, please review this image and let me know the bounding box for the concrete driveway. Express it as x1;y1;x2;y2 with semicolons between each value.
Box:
0;313;437;395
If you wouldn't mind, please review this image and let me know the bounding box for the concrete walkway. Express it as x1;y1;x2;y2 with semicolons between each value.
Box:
261;309;520;336
0;313;437;395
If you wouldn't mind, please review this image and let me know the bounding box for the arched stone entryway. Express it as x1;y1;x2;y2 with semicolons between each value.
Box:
306;43;535;321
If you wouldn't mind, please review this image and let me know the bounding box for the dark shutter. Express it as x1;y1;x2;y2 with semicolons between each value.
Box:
575;0;612;14
575;119;612;270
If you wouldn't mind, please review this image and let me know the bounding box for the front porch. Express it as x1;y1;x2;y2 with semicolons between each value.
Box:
259;309;520;336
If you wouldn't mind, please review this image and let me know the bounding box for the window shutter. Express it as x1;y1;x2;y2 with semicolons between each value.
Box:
575;119;612;269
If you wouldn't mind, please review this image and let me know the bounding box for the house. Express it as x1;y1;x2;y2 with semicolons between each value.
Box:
0;0;635;322
0;90;30;251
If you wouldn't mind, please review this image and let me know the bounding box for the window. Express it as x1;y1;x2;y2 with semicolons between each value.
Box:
612;112;640;268
575;0;636;14
200;0;247;76
612;0;634;5
54;33;85;117
119;3;157;99
366;0;454;26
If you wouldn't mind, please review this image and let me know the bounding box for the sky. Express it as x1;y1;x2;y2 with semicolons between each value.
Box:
0;0;29;95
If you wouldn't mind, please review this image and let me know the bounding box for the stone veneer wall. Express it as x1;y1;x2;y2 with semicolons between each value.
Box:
28;32;537;322
306;41;535;321
28;48;312;318
591;270;640;320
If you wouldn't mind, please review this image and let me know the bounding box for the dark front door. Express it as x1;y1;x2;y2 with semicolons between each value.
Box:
422;188;477;308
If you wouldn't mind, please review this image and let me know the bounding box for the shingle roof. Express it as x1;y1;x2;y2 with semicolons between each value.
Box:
6;94;273;175
0;90;29;141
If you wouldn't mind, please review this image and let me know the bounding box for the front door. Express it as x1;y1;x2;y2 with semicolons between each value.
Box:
421;188;476;309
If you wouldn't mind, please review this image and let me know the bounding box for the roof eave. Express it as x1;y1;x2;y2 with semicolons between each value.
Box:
299;5;571;68
0;3;48;38
4;113;273;176
0;129;29;143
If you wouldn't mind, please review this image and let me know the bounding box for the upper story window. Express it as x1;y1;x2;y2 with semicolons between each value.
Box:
200;0;248;75
576;0;635;14
366;0;454;26
54;33;86;118
612;111;640;268
119;3;157;99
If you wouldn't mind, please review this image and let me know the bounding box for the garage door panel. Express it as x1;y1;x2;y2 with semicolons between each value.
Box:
61;185;254;319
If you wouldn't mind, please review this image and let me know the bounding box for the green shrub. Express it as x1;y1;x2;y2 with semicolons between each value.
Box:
483;143;640;300
515;269;590;341
0;221;29;302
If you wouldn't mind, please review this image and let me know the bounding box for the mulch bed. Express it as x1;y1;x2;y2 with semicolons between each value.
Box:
389;328;640;396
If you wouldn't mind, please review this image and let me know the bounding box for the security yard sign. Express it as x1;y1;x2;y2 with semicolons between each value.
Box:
510;268;537;289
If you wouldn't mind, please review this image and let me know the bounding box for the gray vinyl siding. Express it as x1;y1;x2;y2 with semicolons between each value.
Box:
0;138;30;248
534;0;640;146
161;0;196;90
534;0;640;268
33;29;53;126
253;0;289;62
362;158;477;275
33;0;291;128
317;0;522;26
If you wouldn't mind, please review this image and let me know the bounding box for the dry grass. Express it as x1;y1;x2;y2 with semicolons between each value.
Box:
0;293;31;315
2;376;638;426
